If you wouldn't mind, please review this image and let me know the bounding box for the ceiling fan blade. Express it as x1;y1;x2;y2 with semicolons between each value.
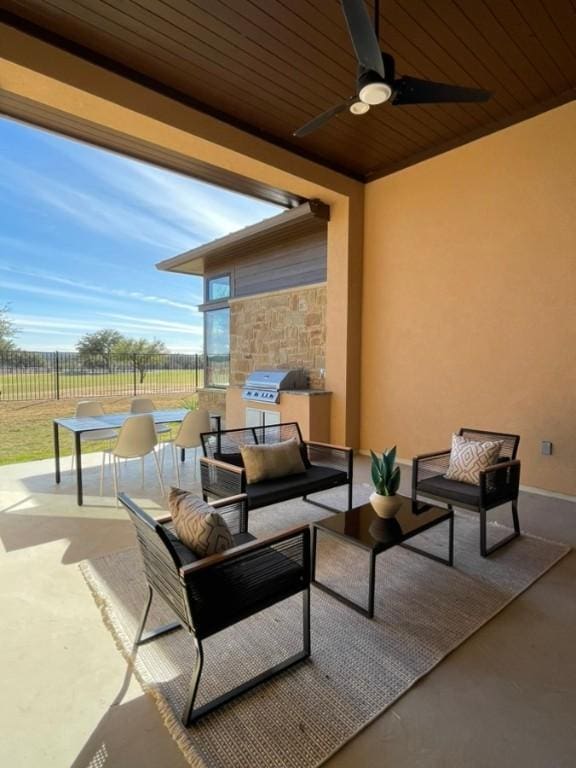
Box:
293;98;356;137
340;0;385;78
392;76;492;105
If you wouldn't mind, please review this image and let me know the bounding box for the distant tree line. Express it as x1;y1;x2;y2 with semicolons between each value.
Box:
0;305;43;367
0;308;172;382
0;304;17;353
75;329;169;382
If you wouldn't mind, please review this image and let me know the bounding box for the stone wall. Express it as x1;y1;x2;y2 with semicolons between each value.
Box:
197;388;227;417
230;284;326;390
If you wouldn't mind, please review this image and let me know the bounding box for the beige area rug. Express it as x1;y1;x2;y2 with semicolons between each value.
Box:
80;486;569;768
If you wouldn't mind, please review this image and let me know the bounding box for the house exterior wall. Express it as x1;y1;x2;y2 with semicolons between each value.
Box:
229;283;326;390
197;388;226;417
204;225;327;299
362;102;576;495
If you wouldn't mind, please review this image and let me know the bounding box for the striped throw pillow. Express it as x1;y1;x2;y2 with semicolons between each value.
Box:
445;434;503;486
168;488;234;558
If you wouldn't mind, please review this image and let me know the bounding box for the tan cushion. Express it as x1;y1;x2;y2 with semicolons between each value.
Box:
445;434;503;486
240;438;306;484
168;488;234;558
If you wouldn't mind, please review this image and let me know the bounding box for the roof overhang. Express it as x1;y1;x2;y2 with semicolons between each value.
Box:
156;200;330;276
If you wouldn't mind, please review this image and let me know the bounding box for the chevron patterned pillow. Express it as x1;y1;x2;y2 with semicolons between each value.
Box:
445;434;503;486
168;488;234;559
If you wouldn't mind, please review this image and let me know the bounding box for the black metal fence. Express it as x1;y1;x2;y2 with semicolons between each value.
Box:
0;351;230;401
205;354;230;388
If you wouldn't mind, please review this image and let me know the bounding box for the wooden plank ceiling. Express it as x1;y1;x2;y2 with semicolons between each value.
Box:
2;0;576;181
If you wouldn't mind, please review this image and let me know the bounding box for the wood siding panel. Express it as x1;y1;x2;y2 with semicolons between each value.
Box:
205;229;327;299
235;232;326;297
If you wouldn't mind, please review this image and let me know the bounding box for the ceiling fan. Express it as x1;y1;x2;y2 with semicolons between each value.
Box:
293;0;491;138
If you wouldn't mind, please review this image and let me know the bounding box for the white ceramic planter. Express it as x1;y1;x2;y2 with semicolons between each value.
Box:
369;492;402;518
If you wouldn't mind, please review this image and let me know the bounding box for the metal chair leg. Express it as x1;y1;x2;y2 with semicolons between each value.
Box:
303;587;311;657
112;457;119;506
152;449;165;497
133;585;154;650
511;499;520;534
182;609;311;726
99;450;107;496
173;442;180;487
132;586;182;651
480;502;521;557
183;635;204;726
480;507;487;556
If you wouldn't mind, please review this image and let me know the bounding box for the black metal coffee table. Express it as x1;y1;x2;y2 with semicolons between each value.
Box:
311;495;454;618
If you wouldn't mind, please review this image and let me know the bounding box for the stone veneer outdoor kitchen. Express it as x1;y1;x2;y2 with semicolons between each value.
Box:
229;283;326;390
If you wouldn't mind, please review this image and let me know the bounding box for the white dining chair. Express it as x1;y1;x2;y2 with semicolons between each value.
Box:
71;400;118;471
130;396;172;463
168;409;211;485
130;397;172;435
100;414;165;500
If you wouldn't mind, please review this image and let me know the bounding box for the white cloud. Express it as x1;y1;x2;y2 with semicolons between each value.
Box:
13;312;201;337
12;312;203;352
0;264;201;310
38;134;282;242
98;312;202;335
0;277;111;305
0;156;197;251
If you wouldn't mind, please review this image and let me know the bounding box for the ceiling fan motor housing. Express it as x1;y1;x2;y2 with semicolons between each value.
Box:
357;52;395;104
358;68;392;105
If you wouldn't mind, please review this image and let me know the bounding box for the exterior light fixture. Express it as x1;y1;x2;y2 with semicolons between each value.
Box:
349;101;370;115
359;81;393;105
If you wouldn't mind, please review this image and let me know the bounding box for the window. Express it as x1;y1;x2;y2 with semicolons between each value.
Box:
207;274;230;301
206;308;230;354
205;307;230;386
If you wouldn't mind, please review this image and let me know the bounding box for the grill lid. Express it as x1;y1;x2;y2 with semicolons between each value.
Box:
242;368;308;402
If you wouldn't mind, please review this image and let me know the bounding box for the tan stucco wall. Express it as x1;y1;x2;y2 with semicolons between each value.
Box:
362;102;576;495
229;284;326;390
0;24;363;448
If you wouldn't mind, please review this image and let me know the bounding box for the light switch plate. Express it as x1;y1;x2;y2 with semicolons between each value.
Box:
541;441;553;456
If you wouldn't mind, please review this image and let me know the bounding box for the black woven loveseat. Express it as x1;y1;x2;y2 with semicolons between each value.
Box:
200;422;353;513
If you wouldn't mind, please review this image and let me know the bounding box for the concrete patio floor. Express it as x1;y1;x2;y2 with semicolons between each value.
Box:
1;451;575;768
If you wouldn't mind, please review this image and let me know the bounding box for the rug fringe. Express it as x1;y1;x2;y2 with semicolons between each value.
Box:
79;561;209;768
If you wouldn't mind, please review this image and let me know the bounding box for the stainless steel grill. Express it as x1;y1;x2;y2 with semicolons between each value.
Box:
241;369;308;403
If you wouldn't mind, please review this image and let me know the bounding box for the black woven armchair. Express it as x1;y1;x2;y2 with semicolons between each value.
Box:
119;492;311;725
200;421;354;514
412;428;521;557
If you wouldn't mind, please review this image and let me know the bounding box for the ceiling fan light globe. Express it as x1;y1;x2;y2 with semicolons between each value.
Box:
359;82;393;105
349;101;370;115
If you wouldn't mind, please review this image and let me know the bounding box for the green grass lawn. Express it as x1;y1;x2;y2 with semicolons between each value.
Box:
0;393;197;465
0;368;204;400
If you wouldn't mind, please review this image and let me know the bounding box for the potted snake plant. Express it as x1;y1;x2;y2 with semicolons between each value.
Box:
369;446;402;518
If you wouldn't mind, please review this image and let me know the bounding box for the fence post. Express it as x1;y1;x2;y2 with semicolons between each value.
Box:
195;353;199;389
132;355;137;396
55;351;60;400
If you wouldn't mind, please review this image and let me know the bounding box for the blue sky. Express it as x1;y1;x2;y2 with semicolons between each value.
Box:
0;118;280;352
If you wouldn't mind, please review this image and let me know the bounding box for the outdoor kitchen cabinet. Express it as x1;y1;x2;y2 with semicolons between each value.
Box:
227;387;331;443
245;408;281;429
